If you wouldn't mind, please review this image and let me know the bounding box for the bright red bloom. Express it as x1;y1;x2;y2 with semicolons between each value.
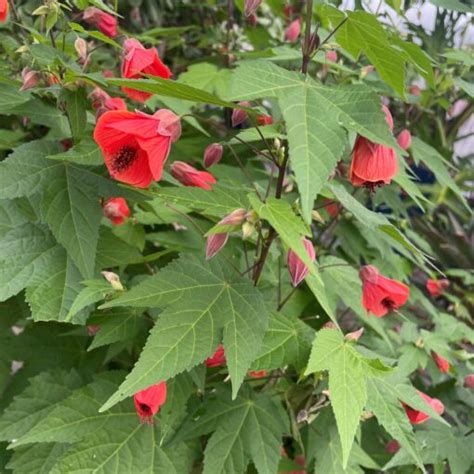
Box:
248;370;267;379
397;129;412;150
121;38;171;102
426;278;449;297
464;374;474;389
431;351;450;373
133;381;167;424
103;197;130;225
325;50;338;62
0;0;8;22
359;265;410;317
402;390;444;424
256;114;273;126
206;345;226;367
94;109;181;188
83;7;117;38
284;18;301;42
287;238;316;287
171;161;216;190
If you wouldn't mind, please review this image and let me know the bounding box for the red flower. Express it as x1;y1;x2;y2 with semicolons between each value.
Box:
248;370;267;379
287;238;316;287
83;7;117;38
256;114;273;126
103;197;130;225
426;279;449;297
402;390;444;424
94;109;181;188
103;97;127;111
133;381;167;424
206;345;226;367
171;161;216;190
431;351;450;373
397;129;412;150
464;374;474;389
349;106;397;190
121;38;171;102
359;265;410;317
284;18;301;42
0;0;8;22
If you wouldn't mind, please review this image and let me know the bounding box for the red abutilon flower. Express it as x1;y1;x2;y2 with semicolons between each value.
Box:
83;7;118;38
431;351;450;373
464;374;474;389
287;238;316;287
203;143;223;168
133;381;167;424
385;440;400;454
121;38;171;102
94;109;181;188
206;233;228;260
397;129;412;150
284;18;301;42
103;197;130;225
206;345;226;367
19;67;41;92
325;50;338;62
426;278;449;297
402;390;444;424
231;101;250;127
171;161;216;190
256;114;273;126
359;265;410;317
248;370;267;379
0;0;8;22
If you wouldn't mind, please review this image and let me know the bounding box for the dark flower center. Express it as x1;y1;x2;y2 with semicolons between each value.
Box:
139;403;151;414
112;146;138;172
382;298;395;310
364;180;385;192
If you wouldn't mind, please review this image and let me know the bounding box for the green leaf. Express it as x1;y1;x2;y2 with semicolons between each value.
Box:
0;140;62;199
41;164;103;278
410;136;470;211
60;88;87;142
179;62;231;98
99;255;268;410
173;386;288;474
249;195;314;269
66;279;113;323
7;444;70;474
0;85;30;110
69;22;121;48
305;329;391;467
429;0;474;13
0;224;61;302
47;138;104;165
229;60;396;220
0;199;31;239
454;78;474;97
96;228;143;268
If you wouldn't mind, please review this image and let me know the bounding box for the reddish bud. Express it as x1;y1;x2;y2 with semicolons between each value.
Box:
382;105;394;131
102;70;114;78
219;208;247;226
101;271;124;291
426;279;449;297
248;370;267;379
345;327;364;342
171;161;217;190
397;129;412;150
20;67;41;92
409;85;422;96
323;321;337;329
256;114;273;126
90;87;111;109
203;143;224;168
385;440;400;454
103;197;130;225
103;97;127;112
83;7;118;38
244;0;263;17
206;233;229;260
206;345;226;367
87;325;101;336
287;238;316;287
74;37;88;63
325;50;337;62
232;101;250;127
359;265;410;317
284;18;301;42
431;351;450;373
133;381;167;424
247;13;258;26
464;374;474;389
402;390;444;424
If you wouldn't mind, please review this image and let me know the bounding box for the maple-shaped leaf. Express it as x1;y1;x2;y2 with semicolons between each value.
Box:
305;328;391;468
99;254;268;410
229;60;396;221
172;386;288;474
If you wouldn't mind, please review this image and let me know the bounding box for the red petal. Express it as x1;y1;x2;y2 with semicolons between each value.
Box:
136;135;171;182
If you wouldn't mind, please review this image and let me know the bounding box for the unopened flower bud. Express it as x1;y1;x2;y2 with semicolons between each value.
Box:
19;67;41;92
273;138;281;152
74;37;88;63
242;221;254;240
256;114;273;126
360;65;375;78
284;18;301;43
203;143;223;168
219;208;247;226
101;271;124;291
206;233;229;260
345;327;364;342
87;325;101;336
247;13;257;26
323;322;337;329
287;238;316;287
397;129;412;151
415;337;424;348
464;374;474;389
232;102;250;127
325;50;337;63
386;440;401;454
244;0;262;17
